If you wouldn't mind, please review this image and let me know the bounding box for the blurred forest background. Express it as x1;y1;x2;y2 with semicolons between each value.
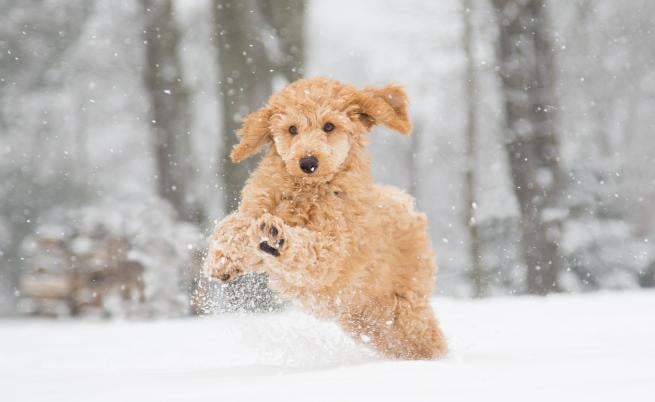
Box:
1;0;654;318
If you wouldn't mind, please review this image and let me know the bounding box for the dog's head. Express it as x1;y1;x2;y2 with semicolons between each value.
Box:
229;77;411;181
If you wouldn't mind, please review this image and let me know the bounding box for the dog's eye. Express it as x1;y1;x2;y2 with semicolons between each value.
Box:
288;125;298;135
323;122;335;133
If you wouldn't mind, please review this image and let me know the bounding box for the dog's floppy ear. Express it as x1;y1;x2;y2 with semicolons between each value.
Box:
349;84;412;134
230;106;273;162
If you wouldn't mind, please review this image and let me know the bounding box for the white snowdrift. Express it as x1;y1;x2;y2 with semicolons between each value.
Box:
2;291;653;402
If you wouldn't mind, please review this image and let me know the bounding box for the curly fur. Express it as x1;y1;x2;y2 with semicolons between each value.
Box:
204;77;447;359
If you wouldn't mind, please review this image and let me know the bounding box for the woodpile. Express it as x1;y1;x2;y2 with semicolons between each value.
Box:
19;229;146;317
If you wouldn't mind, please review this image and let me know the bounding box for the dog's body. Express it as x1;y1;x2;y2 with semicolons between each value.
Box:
205;78;447;359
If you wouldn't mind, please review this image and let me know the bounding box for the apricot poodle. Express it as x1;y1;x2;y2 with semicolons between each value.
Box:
204;77;447;359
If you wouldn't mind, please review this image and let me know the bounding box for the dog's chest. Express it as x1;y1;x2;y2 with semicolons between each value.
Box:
274;189;351;230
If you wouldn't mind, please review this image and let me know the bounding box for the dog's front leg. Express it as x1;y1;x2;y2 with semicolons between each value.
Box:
250;213;339;288
204;212;264;282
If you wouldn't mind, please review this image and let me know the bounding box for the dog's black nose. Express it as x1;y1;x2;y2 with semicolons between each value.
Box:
299;156;319;174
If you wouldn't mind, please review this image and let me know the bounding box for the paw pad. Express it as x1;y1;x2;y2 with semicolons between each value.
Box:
259;241;281;257
256;217;286;258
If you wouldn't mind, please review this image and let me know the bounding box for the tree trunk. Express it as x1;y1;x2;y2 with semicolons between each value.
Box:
492;0;564;295
261;0;306;82
462;0;486;297
407;120;421;199
213;0;274;214
214;0;305;214
141;0;204;224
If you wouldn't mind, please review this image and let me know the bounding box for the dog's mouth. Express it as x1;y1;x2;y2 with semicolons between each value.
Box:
284;158;336;182
286;166;336;183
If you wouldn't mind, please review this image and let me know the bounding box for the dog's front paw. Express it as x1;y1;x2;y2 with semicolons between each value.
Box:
203;248;243;283
252;213;288;258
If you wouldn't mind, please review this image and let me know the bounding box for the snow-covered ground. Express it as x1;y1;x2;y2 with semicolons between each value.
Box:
2;291;653;402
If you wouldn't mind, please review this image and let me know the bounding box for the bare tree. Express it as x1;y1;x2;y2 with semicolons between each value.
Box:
141;0;204;224
491;0;564;294
213;0;305;214
461;0;486;297
261;0;305;83
214;0;272;214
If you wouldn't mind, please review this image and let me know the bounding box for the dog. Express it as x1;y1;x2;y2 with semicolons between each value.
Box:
204;77;447;359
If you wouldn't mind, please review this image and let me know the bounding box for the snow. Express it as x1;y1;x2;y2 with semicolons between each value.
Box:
2;291;653;402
